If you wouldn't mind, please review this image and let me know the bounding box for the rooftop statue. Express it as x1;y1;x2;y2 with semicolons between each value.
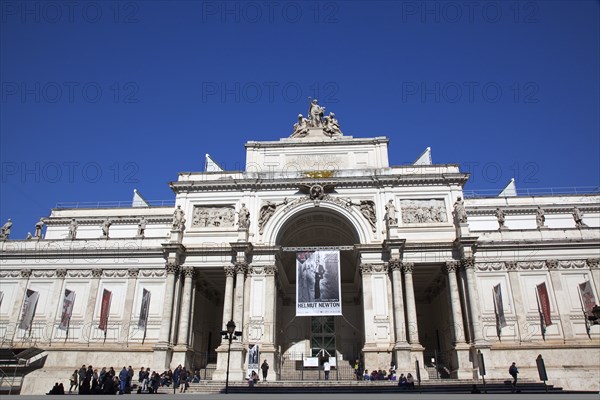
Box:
308;98;325;127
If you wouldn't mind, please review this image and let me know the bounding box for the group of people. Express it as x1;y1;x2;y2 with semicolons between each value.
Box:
59;364;201;395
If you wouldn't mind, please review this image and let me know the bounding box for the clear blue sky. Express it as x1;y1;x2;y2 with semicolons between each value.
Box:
1;0;599;239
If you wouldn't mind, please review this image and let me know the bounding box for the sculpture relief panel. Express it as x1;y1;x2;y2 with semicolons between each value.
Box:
191;205;235;228
400;199;448;224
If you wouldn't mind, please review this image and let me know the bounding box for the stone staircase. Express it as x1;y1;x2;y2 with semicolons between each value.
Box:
172;378;567;394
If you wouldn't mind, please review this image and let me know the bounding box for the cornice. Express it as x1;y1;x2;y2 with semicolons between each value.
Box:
169;173;469;193
45;217;171;226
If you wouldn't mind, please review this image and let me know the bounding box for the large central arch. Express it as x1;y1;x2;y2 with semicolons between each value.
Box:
269;202;368;379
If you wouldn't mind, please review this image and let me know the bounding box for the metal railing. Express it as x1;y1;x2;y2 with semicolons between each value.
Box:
464;186;599;198
278;352;356;381
55;200;175;209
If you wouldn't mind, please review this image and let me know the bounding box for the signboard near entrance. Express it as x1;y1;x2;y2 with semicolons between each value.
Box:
296;250;342;316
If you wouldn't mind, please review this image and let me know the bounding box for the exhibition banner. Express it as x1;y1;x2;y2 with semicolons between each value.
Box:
99;289;112;333
296;250;341;316
493;284;507;328
58;289;76;330
19;289;40;330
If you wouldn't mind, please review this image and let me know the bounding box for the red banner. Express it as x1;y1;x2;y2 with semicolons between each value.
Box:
99;289;112;333
536;282;552;327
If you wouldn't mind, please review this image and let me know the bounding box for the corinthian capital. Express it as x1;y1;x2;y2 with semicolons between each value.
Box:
445;261;459;274
461;257;475;270
401;262;415;274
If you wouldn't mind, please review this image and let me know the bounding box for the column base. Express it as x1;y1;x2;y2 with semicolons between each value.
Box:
171;345;193;369
212;343;246;382
453;342;475;379
152;343;173;370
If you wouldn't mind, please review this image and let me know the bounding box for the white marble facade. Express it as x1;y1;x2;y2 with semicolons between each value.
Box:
1;118;599;394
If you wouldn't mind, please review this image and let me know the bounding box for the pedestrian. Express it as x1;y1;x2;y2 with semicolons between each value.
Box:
509;362;519;392
118;366;128;394
323;359;330;380
261;359;269;381
354;359;360;380
69;369;78;393
179;367;188;393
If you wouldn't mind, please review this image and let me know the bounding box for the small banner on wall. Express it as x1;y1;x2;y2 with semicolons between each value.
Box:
138;289;151;330
493;283;508;328
247;344;259;378
578;280;597;318
296;250;342;316
58;289;76;330
19;289;40;330
536;282;553;327
99;289;112;333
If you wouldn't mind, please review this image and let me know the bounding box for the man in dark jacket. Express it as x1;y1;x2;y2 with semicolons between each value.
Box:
509;362;519;392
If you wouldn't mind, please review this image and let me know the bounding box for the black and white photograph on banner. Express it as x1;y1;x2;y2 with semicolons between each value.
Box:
296;250;341;316
58;289;76;331
247;344;260;379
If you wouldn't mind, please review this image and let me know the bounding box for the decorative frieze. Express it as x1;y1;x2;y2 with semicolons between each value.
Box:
517;261;545;270
139;269;167;278
0;270;21;278
400;199;448;224
558;260;586;269
67;270;93;278
476;262;504;271
103;269;128;278
360;263;388;274
191;205;235;228
32;270;56;278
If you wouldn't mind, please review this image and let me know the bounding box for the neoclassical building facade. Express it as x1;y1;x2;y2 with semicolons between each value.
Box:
1;106;599;393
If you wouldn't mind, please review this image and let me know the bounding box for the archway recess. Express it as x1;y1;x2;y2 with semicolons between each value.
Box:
273;205;366;377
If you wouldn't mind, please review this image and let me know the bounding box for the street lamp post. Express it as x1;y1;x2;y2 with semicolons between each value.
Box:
221;320;242;394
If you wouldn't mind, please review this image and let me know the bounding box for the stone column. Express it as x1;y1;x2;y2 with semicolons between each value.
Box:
402;262;420;345
445;262;466;344
221;265;236;336
81;268;103;344
157;263;178;345
462;258;483;343
263;265;278;346
546;260;574;340
445;261;471;379
232;263;246;328
389;260;407;343
505;261;526;343
119;268;139;343
176;266;195;346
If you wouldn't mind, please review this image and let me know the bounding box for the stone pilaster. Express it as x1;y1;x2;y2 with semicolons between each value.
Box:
546;259;574;340
156;263;178;345
80;268;103;344
505;261;527;343
119;268;139;343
